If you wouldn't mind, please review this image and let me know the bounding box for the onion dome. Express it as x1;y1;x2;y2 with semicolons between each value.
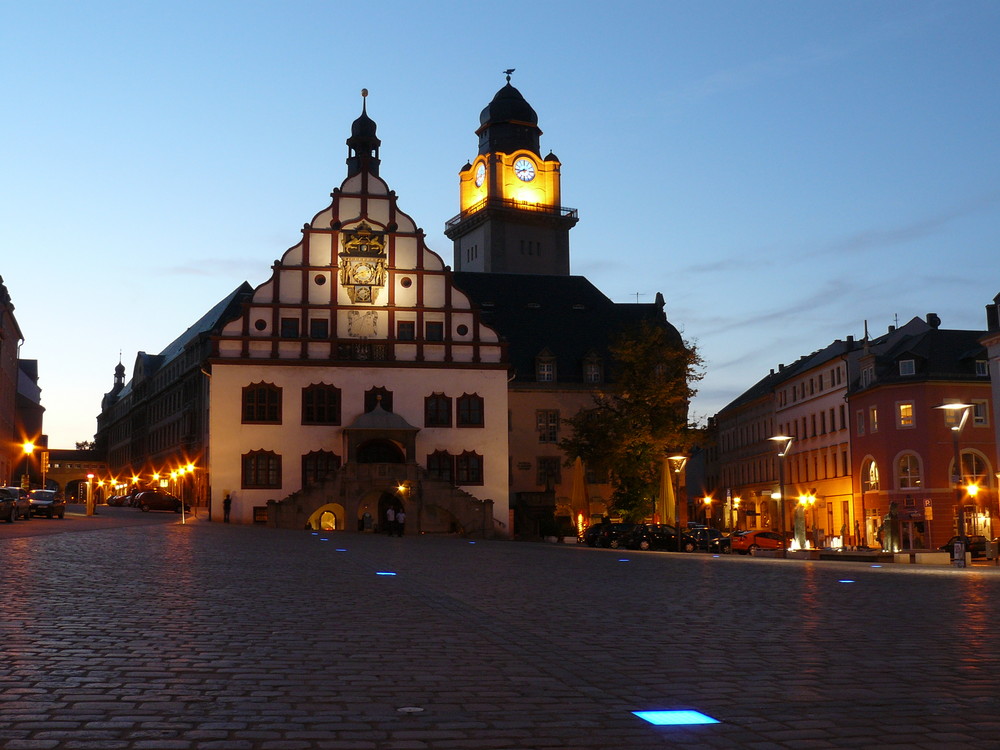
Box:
346;88;381;177
476;72;542;156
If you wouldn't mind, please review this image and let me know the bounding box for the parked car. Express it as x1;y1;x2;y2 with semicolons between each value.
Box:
622;523;698;552
731;529;788;555
591;522;639;549
689;527;724;551
28;489;66;519
938;535;989;558
1;487;32;523
709;531;748;554
134;490;189;513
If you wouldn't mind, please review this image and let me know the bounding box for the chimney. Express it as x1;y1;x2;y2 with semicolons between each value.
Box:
987;294;1000;332
926;312;941;329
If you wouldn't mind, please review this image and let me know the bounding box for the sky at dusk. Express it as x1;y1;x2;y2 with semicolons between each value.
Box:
3;1;999;447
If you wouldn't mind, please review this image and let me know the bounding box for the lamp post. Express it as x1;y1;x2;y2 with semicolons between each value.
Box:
703;496;712;528
731;496;741;532
86;473;95;516
21;442;35;490
768;435;794;544
669;454;687;552
936;403;972;539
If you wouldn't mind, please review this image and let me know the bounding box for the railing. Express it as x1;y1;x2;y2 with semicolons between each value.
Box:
445;198;578;228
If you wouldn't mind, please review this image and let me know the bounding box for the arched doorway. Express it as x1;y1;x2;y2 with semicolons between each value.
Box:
357;439;405;464
376;490;404;534
306;503;346;531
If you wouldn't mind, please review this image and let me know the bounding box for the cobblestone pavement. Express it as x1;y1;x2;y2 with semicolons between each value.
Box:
2;515;999;749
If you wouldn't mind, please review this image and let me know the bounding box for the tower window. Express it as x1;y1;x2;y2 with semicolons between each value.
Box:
397;321;415;340
425;321;444;341
309;319;329;339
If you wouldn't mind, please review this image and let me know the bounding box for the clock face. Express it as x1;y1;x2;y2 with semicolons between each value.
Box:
475;162;486;187
353;263;374;283
514;158;535;182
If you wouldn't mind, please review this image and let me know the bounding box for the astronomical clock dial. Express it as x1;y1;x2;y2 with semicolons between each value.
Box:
475;162;486;187
514;158;535;182
353;263;375;284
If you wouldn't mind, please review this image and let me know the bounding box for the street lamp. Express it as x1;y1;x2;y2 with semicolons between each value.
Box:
768;435;794;544
668;454;687;552
21;441;35;489
731;496;741;532
936;403;972;539
702;496;712;528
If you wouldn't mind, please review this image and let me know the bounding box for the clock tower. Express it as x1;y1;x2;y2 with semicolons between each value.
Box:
445;73;578;275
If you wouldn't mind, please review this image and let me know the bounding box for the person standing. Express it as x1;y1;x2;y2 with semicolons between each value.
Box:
223;493;232;523
395;508;406;537
385;506;395;535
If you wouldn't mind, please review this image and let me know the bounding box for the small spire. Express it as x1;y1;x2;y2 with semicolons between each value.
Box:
361;87;368;111
503;68;515;83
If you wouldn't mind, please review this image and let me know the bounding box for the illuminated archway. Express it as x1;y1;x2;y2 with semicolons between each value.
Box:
306;503;346;531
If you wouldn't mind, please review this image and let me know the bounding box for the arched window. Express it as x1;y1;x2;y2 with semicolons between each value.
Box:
861;458;879;492
424;393;452;427
457;393;484;427
302;450;341;486
897;453;922;490
242;383;282;423
455;451;484;485
302;384;341;425
242;450;281;488
427;450;453;482
959;450;991;487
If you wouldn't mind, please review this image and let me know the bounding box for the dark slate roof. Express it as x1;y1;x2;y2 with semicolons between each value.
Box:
717;338;858;414
452;272;681;385
115;283;253;400
864;326;986;386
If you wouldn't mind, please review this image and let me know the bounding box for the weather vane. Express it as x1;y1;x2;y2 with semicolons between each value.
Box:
503;68;515;83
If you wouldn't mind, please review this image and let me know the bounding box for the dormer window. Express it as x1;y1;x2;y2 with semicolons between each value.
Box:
536;350;556;382
899;359;915;376
976;360;988;376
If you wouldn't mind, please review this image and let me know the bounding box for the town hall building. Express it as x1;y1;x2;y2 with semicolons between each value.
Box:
96;78;685;537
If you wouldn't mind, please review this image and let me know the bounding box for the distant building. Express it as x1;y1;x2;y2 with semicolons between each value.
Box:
851;314;995;547
0;276;25;485
711;313;996;549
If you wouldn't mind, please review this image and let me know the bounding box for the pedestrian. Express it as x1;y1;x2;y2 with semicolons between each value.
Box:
223;493;232;523
385;506;395;535
396;507;406;537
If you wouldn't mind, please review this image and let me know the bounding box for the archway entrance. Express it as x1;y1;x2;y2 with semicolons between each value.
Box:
357;439;405;464
306;503;346;531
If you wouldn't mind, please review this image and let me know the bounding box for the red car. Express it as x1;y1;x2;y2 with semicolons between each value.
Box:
731;529;788;555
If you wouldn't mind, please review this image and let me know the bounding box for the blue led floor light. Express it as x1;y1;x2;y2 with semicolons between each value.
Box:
633;710;719;726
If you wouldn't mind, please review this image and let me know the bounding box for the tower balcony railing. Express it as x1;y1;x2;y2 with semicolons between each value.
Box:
445;197;578;228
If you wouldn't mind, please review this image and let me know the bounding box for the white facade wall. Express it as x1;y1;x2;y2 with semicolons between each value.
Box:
209;364;509;526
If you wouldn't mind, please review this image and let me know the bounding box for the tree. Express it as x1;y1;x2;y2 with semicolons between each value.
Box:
75;440;95;451
560;321;702;521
